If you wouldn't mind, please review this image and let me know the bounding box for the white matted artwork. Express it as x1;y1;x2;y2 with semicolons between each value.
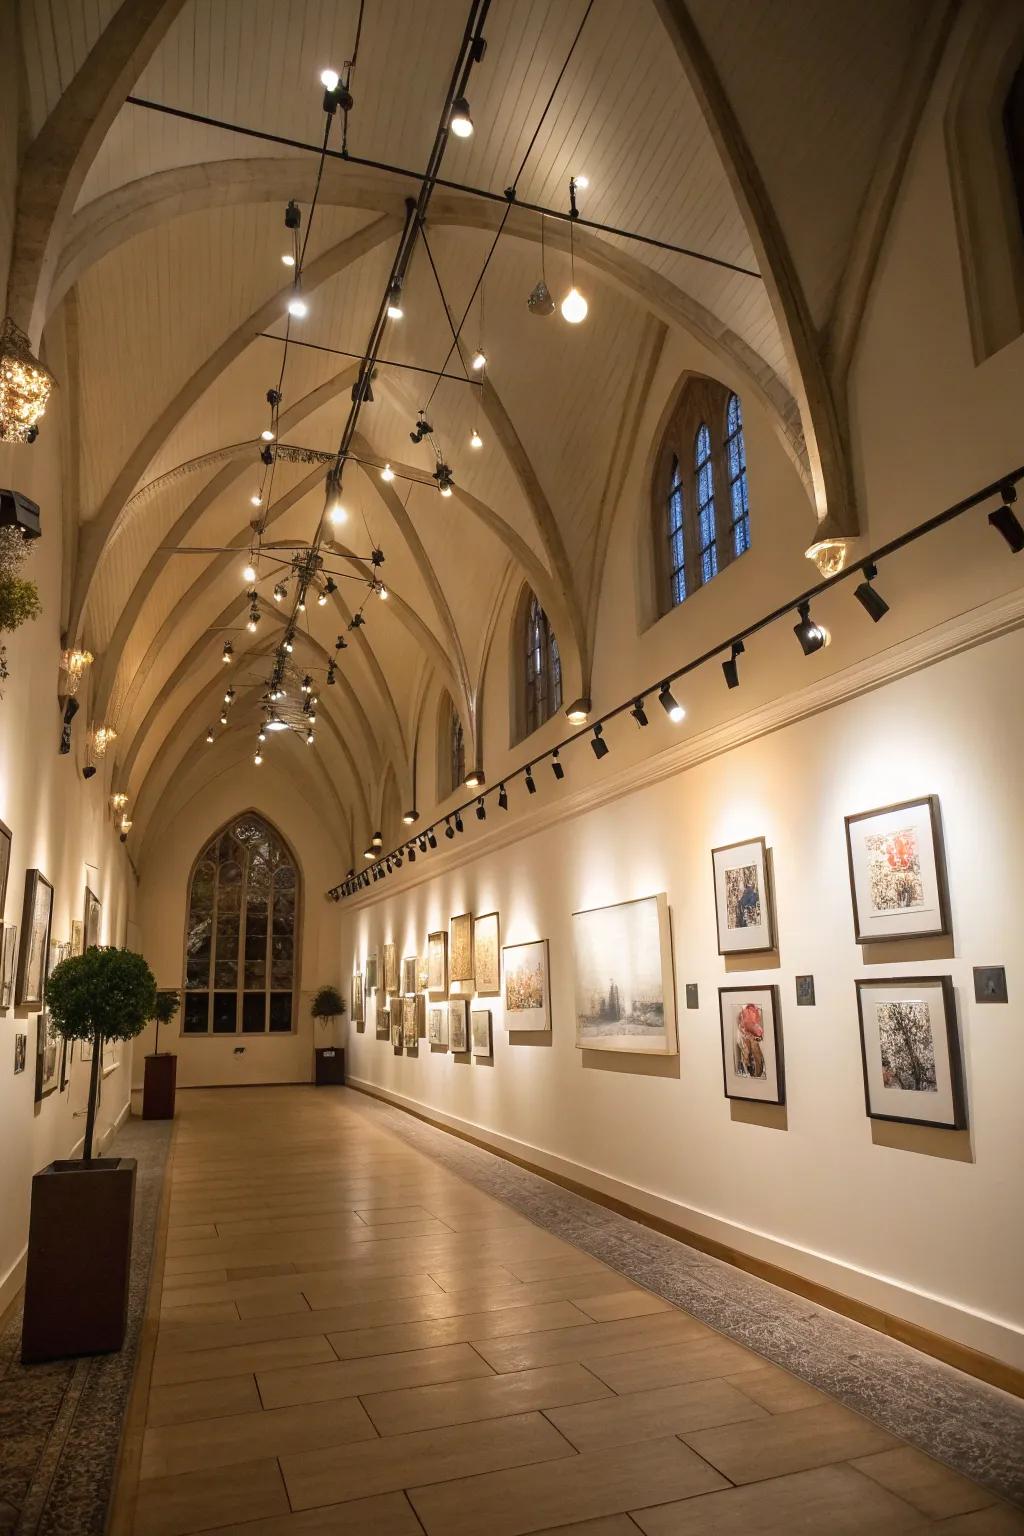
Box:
718;986;785;1104
572;893;677;1054
471;1008;492;1058
474;912;500;996
428;1006;448;1046
711;837;775;955
401;954;417;996
502;939;550;1032
448;998;468;1052
844;796;951;944
402;995;418;1050
427;931;448;994
855;976;965;1128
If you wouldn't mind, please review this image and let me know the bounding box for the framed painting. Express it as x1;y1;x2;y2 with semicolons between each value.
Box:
427;930;448;995
1;925;16;1008
351;971;364;1024
383;942;398;995
16;870;53;1009
71;919;85;957
402;995;418;1050
855;976;965;1129
572;893;677;1054
391;1017;403;1053
366;951;379;992
428;1005;448;1046
711;837;775;955
14;1033;27;1073
502;939;551;1032
448;998;469;1052
35;1012;61;1101
450;912;474;984
0;818;11;918
401;954;417;996
844;796;951;944
471;1008;492;1058
718;985;785;1105
474;912;501;996
84;886;102;949
416;952;429;992
376;1005;391;1041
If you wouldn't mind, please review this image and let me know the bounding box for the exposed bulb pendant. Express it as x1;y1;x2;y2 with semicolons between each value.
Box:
380;462;395;482
470;428;483;449
328;499;348;525
250;492;262;506
561;209;588;324
450;95;473;137
385;282;404;320
287;295;308;318
471;350;486;371
242;562;257;583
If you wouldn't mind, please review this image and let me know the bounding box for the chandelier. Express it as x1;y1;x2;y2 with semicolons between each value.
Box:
0;318;55;443
60;647;94;695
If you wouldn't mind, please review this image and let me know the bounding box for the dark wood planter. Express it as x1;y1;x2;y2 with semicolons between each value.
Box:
21;1157;136;1363
314;1046;346;1085
143;1052;177;1119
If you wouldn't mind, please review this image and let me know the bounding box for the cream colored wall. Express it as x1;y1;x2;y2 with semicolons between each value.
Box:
131;758;346;1089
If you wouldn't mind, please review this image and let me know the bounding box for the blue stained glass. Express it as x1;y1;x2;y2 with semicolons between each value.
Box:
666;455;686;606
724;393;750;559
695;424;718;585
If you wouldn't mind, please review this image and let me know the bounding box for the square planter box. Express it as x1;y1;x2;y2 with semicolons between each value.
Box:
21;1157;136;1363
314;1046;346;1085
143;1052;177;1119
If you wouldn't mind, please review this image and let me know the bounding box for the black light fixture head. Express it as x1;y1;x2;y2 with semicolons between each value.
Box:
630;696;648;727
427;829;437;849
465;766;484;789
370;547;385;567
444;818;455;840
260;445;273;466
498;782;508;810
266;388;282;408
722;639;744;689
988;483;1024;553
551;750;565;781
371;829;383;849
590;723;609;760
658;681;685;723
475;797;486;821
454;811;464;833
82;764;97;780
525;764;536;794
407;844;416;862
853;562;890;622
793;600;828;655
284;199;301;230
450;95;473;138
418;835;427;852
403;808;419;825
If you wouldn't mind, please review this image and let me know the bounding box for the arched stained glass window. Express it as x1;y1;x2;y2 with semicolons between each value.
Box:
694;423;718;585
183;814;298;1035
524;590;562;735
666;455;686;607
450;709;466;794
725;393;750;556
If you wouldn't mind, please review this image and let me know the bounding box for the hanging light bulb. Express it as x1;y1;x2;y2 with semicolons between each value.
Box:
273;583;286;602
297;594;306;612
328;498;348;525
317;589;328;606
281;253;295;268
222;641;233;663
250;492;262;507
471;350;487;371
287;296;308;318
306;729;315;745
385;282;404;320
260;429;274;442
220;709;228;725
283;633;294;652
450;96;473;137
254;748;263;765
561;286;588;324
320;68;340;91
470;428;483;449
206;727;215;743
258;729;266;743
242;562;256;582
380;462;395;482
378;583;388;601
573;174;589;190
247;611;259;632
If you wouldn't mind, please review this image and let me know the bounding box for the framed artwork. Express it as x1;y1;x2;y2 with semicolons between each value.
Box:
16;870;53;1009
844;796;951;944
376;1005;391;1041
0;818;11;917
402;996;417;1049
428;1006;448;1046
503;940;551;1032
35;1012;61;1101
401;954;417;996
14;1033;27;1073
450;912;474;984
711;837;775;955
366;951;379;992
351;972;364;1024
448;998;469;1052
471;1008;492;1058
71;919;85;957
391;1017;402;1053
855;976;965;1129
718;985;785;1105
1;925;16;1008
50;938;70;973
84;886;102;949
474;912;501;995
80;1036;94;1062
427;930;448;994
416;953;429;992
383;942;398;995
572;893;677;1054
795;975;816;1006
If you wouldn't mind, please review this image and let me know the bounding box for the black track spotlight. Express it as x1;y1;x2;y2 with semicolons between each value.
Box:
525;765;536;794
418;835;427;852
498;782;508;810
630;697;648;727
454;811;464;833
82;764;97;780
445;818;455;840
722;639;744;689
658;682;685;722
475;797;486;821
427;829;437;849
989;483;1024;553
403;808;419;825
853;562;890;622
551;750;565;781
284;199;301;230
793;600;828;655
590;723;609;760
372;830;383;849
407;844;416;863
450;95;473;138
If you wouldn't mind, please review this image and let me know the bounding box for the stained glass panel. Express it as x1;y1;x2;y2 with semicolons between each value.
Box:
725;393;751;557
695;423;718;586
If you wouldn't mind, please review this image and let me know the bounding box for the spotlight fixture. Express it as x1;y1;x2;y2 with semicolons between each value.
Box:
320;67;340;90
853;562;890;622
306;730;315;745
722;639;744;689
465;767;484;788
371;830;383;848
565;696;590;724
224;686;236;704
285;200;301;230
450;95;473;137
82;765;97;780
264;712;289;732
326;662;336;685
630;697;648;727
433;462;454;497
258;730;266;743
377;583;388;600
591;723;609;760
283;633;294;652
287;296;308;318
793;600;828;655
407;844;416;862
403;808;418;824
111;791;129;811
658;682;685;722
386;282;404;320
454;811;464;833
418;835;427;852
471;350;487;371
246;610;259;633
328;497;348;526
497;782;508;810
475;798;486;821
317;590;328;606
469;429;483;449
427;829;437;849
525;764;536;794
380;462;395;482
222;640;234;663
551;750;565;781
363;845;375;860
573;174;589;189
444;818;455;840
260;445;273;466
301;675;312;693
988;484;1023;553
206;727;215;743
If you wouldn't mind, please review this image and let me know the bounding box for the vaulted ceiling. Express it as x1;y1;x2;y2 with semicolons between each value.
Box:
9;0;947;861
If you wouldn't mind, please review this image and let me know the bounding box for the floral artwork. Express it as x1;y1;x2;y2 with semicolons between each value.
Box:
724;865;761;930
865;827;924;912
718;986;784;1104
733;1002;766;1079
845;799;950;943
876;999;936;1092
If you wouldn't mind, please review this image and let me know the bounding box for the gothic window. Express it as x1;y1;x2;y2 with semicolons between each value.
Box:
523;589;562;736
725;393;751;557
694;422;719;585
666;455;686;607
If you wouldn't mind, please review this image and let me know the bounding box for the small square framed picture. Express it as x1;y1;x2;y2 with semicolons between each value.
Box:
844;796;951;944
471;1009;492;1058
448;998;469;1052
711;837;775;955
855;976;965;1129
718;986;785;1104
428;1006;448;1046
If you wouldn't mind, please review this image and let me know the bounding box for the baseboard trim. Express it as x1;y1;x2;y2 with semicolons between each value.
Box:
347;1076;1024;1400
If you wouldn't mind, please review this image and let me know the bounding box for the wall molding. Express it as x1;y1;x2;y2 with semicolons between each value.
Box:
339;588;1024;908
348;1076;1024;1396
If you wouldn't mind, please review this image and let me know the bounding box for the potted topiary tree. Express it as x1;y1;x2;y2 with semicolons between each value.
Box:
311;984;346;1085
22;946;156;1363
143;988;181;1120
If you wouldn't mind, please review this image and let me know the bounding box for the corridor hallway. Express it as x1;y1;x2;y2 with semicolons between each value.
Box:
114;1087;1022;1535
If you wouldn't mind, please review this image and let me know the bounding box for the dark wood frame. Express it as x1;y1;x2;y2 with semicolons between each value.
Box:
471;1008;493;1059
474;911;501;996
717;985;785;1105
710;835;776;955
0;817;12;918
844;795;951;944
83;885;101;949
16;869;53;1009
427;1005;449;1046
855;975;965;1129
449;912;474;983
427;930;448;995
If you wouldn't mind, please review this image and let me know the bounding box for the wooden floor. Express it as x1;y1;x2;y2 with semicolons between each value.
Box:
115;1086;1022;1535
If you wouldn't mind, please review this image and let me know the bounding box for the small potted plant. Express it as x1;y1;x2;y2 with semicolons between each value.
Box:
22;946;156;1363
311;984;346;1085
143;988;181;1120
